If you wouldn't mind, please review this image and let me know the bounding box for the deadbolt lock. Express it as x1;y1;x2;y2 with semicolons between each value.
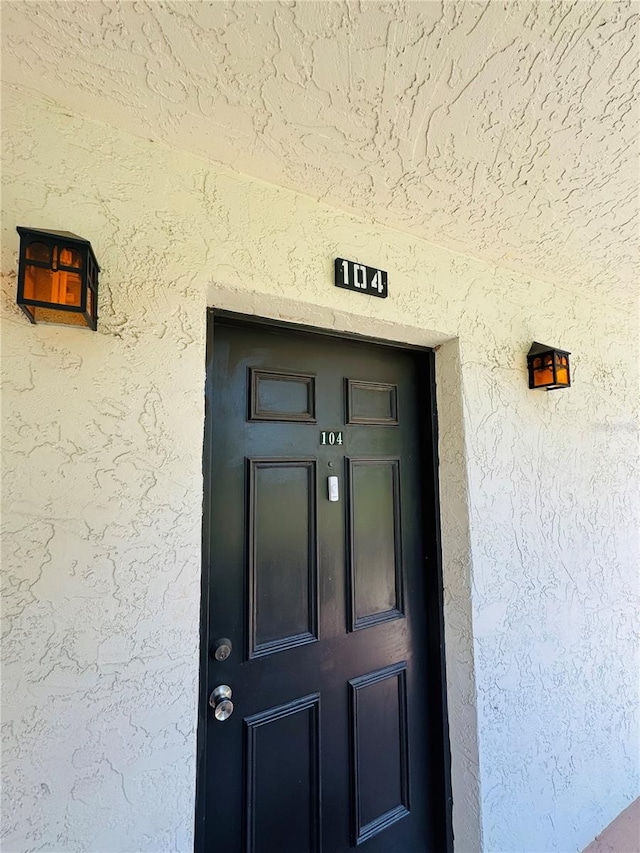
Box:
211;637;233;661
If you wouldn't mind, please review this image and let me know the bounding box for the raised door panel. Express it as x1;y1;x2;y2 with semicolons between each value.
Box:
346;380;398;425
347;458;404;631
248;459;318;658
249;368;316;422
349;663;410;845
245;693;321;853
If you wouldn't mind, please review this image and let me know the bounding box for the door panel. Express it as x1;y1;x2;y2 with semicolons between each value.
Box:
348;458;403;629
248;459;318;657
197;317;448;852
350;662;410;845
249;369;317;422
346;380;398;425
245;693;321;853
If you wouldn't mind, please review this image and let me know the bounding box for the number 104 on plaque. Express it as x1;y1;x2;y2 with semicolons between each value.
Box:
335;258;388;298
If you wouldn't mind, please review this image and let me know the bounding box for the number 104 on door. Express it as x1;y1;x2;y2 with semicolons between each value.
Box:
320;430;343;446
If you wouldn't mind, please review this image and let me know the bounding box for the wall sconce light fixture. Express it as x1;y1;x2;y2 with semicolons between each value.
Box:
16;227;99;330
527;342;571;390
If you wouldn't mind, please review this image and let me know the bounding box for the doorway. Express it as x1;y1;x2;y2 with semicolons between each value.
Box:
196;312;451;852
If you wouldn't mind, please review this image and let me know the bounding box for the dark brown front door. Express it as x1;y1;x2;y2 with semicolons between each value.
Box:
196;314;450;852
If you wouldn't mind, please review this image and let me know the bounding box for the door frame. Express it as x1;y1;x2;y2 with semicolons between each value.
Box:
195;308;453;853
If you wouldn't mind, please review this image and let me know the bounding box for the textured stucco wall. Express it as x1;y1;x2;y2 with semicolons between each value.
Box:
1;87;638;853
3;1;638;312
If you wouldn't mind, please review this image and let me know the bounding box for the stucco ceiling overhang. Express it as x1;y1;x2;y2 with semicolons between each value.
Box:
2;0;639;310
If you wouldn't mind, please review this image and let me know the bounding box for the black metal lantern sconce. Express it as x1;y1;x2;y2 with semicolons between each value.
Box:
16;227;99;330
527;342;571;390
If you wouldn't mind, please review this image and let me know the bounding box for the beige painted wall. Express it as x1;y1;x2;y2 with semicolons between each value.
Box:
1;87;638;853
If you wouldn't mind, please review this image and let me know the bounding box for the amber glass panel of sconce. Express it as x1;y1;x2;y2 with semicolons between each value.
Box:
23;244;83;308
555;354;569;386
532;355;555;388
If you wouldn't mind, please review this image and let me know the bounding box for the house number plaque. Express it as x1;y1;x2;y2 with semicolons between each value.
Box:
335;258;388;298
320;430;343;446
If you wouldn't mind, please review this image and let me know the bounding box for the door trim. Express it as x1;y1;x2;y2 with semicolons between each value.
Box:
194;309;453;853
211;308;436;352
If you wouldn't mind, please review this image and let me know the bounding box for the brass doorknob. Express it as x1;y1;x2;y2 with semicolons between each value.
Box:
209;685;234;721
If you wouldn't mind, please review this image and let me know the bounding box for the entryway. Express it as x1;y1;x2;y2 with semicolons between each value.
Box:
195;312;451;852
